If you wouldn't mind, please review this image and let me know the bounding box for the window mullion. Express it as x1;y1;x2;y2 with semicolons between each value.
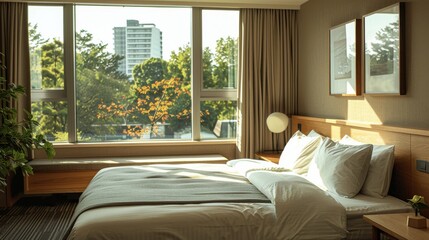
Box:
31;89;67;101
64;4;76;143
200;90;238;99
191;7;202;141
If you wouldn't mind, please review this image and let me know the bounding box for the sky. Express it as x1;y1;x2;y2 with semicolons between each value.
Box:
28;5;239;60
365;13;398;54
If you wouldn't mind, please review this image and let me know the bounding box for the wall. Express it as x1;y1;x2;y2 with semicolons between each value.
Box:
298;0;429;129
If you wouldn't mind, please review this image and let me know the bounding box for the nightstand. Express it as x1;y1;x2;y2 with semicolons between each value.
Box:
363;213;429;240
254;151;281;164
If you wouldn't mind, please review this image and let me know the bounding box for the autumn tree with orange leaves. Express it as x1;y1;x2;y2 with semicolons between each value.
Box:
98;77;191;138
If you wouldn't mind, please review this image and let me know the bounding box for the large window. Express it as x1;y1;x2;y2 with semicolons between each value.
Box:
29;5;238;143
200;10;238;140
28;5;68;142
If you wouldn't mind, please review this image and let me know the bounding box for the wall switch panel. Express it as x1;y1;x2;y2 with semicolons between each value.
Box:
416;159;426;172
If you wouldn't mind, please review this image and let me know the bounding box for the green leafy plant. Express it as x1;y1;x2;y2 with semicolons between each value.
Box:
408;195;428;216
0;52;55;190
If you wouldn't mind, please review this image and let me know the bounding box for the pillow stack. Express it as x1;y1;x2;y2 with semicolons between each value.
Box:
305;133;395;198
307;138;373;197
277;130;395;198
339;135;395;198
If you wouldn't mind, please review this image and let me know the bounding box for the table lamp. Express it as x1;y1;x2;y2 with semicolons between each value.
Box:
266;112;289;152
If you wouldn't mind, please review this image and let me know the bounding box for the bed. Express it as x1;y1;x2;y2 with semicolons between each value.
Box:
65;162;348;239
65;115;429;240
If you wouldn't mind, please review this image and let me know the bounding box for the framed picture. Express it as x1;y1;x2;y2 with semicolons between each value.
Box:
329;19;361;96
364;3;405;95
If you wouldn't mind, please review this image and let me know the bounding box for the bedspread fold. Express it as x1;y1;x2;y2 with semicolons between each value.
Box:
247;170;348;239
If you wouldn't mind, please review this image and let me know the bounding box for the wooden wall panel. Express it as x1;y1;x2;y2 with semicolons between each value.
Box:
410;135;429;216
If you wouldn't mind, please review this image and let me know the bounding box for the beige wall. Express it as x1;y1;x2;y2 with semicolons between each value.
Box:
298;0;429;129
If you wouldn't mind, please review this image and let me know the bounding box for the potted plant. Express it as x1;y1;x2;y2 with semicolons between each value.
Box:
0;52;55;190
407;194;428;229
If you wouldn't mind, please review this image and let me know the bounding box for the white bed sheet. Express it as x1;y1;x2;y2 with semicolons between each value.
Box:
67;160;348;240
330;194;412;240
331;194;411;218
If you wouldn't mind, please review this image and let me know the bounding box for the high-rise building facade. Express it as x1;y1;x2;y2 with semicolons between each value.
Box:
113;20;163;77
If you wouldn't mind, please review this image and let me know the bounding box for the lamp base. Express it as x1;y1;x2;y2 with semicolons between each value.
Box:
407;215;427;229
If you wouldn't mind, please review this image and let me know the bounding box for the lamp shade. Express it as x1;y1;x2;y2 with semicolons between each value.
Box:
266;112;289;133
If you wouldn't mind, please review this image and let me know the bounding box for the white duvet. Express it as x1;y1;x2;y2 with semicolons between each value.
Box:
67;159;347;240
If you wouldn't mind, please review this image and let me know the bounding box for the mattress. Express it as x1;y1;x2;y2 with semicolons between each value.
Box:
331;194;412;240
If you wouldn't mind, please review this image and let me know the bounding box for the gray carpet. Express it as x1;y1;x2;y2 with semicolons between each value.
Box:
0;194;78;240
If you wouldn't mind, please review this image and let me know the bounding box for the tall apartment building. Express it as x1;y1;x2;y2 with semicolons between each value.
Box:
113;20;163;76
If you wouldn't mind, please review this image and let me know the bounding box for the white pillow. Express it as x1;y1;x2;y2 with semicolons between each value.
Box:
339;135;395;198
278;130;322;174
306;138;331;190
307;130;325;139
308;138;373;198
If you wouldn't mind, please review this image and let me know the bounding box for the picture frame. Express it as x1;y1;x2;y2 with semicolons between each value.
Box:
329;19;361;96
363;3;405;95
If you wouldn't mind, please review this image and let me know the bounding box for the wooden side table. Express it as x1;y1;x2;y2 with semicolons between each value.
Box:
255;151;281;164
363;213;429;240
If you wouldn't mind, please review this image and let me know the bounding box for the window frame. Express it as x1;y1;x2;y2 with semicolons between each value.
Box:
29;4;238;144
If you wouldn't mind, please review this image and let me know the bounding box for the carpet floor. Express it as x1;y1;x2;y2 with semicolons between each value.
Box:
0;194;78;240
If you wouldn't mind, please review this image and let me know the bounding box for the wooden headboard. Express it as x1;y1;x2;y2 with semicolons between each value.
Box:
292;115;429;216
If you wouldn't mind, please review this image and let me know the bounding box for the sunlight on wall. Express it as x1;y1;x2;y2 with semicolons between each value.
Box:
347;99;382;124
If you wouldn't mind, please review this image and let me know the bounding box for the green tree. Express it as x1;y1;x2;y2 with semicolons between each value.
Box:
203;47;214;87
28;23;48;90
212;37;238;88
31;101;67;140
168;45;193;84
28;29;67;140
369;21;399;76
167;45;192;131
40;40;64;89
29;27;130;141
75;30;130;140
201;37;238;131
28;23;48;51
132;58;170;87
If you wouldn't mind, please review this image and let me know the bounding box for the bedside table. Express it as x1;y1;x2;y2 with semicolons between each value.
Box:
363;213;429;240
255;151;281;164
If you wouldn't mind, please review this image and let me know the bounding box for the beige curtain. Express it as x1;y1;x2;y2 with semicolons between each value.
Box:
237;9;298;158
0;2;30;124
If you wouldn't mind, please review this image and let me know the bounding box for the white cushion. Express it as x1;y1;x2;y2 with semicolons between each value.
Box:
307;130;325;138
306;138;331;190
339;135;395;198
278;130;322;174
308;138;373;198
